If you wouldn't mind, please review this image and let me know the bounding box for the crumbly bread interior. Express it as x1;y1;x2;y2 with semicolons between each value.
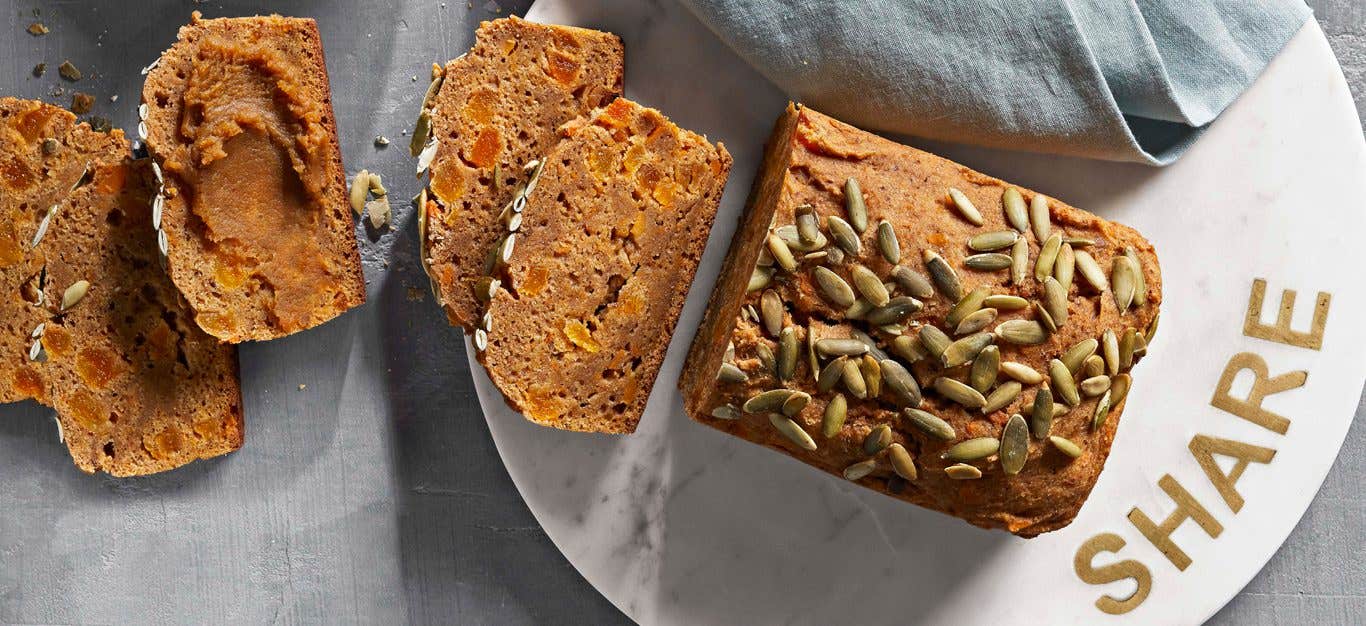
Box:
141;12;364;342
481;98;731;433
0;98;243;476
423;16;624;330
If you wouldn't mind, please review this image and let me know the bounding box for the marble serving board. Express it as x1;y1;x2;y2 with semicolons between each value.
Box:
470;0;1366;624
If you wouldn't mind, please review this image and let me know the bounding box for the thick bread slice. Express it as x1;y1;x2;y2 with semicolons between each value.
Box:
0;98;243;476
681;104;1162;536
141;12;365;342
421;16;624;330
479;98;731;433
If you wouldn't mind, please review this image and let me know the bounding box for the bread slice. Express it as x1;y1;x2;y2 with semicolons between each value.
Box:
140;12;365;342
477;98;731;433
681;104;1161;536
419;16;624;330
0;98;243;476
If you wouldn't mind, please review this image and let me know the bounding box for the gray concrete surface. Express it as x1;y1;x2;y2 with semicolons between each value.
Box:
0;1;1360;624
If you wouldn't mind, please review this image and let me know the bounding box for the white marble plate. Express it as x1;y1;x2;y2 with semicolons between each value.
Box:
471;1;1366;623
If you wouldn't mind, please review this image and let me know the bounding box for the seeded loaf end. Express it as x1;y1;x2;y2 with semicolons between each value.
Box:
419;16;624;331
0;98;243;476
681;104;1162;536
140;12;365;342
477;98;731;433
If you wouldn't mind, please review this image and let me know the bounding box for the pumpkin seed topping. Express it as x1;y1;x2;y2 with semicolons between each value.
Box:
1082;354;1105;379
349;170;371;215
1035;233;1062;281
880;358;922;407
841;359;869;399
1112;256;1137;311
891;334;927;363
795;204;820;244
781;390;811;417
903;408;956;440
956;307;998;336
1111;373;1133;406
1080;375;1112;397
994;319;1047;345
1055;243;1075;292
1145;312;1160;343
876;220;900;264
1030;387;1054;439
31;205;59;249
813;266;856;307
1049;359;1081;406
888;443;918;480
982;381;1022;415
818;356;848;392
851;264;890;306
816;338;869;357
1029;194;1050;241
1032;300;1058;333
945;463;983;479
717;362;748;384
777;327;799;381
1049;435;1083;458
822;393;848;437
1001;361;1044;385
1102;329;1120;376
943;437;998;462
934;376;987;408
1010;236;1028;285
711;404;742;420
844;459;878;481
1042;276;1069;327
983;294;1028;311
748;267;773;292
844;178;868;232
760;290;783;337
964;253;1012;271
969;230;1019;252
947;188;984;226
918;325;952;359
945;286;991;328
61;280;90;311
769;413;818;451
767;234;798;272
776;224;826;252
807;324;821;383
1074;250;1108;292
1062;338;1098;374
1002;188;1028;232
850;329;890;360
1120;327;1138;369
864;424;893;455
1000;414;1029;475
859;354;883;398
865;296;923;325
890;265;935;299
1092;390;1112;430
744;389;797;413
941;332;994;369
922;250;963;301
1126;246;1148;306
826;215;862;256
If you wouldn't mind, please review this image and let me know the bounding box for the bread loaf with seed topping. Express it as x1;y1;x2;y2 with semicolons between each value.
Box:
140;12;365;342
0;98;243;476
680;103;1161;536
420;16;624;331
479;98;731;433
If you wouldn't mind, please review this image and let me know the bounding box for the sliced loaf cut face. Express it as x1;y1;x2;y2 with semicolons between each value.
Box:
0;98;243;476
479;98;732;434
681;104;1162;536
420;16;624;330
140;12;365;343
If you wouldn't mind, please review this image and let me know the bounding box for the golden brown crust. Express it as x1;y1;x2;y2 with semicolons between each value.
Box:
480;98;732;433
0;98;243;476
681;104;1161;535
423;16;624;330
141;13;365;342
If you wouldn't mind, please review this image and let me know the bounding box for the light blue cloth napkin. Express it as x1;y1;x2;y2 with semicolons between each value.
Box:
679;0;1311;164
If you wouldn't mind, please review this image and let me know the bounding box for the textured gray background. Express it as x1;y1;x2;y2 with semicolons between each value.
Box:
0;1;1361;624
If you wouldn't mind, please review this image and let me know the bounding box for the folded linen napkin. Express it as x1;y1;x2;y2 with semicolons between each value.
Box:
679;0;1310;164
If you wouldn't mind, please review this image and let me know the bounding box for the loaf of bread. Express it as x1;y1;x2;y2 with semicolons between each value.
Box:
419;16;624;330
0;98;243;476
681;104;1161;535
140;12;365;342
478;98;731;433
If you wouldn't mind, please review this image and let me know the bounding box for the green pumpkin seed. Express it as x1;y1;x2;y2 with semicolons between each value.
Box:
956;307;998;336
943;437;998;462
1062;338;1099;374
1002;188;1028;232
818;356;848;392
769;413;817;451
844;178;868;232
877;220;900;264
844;459;878;481
1126;246;1148;307
806;325;820;382
757;343;777;377
795;204;820;244
983;295;1028;311
941;332;994;369
1080;375;1111;397
1049;359;1080;406
904;408;956;440
816;338;869;357
994;319;1047;345
777;327;799;381
865;296;922;325
918;325;952;359
1052;404;1070;418
863;424;893;455
760;290;783;336
776;224;826;252
946;286;991;328
1029;194;1050;241
1035;233;1062;281
1119;327;1137;369
880;359;922;407
1055;243;1075;292
781;391;811;417
61;279;90;311
710;404;741;420
888;443;917;480
891;335;927;364
922;250;962;301
1000;414;1029;475
849;329;890;360
842;359;868;399
717;363;748;384
748;266;773;292
945;463;983;479
1112;256;1136;311
859;354;883;398
965;253;1012;271
813;266;856;307
350;170;371;215
947;188;984;226
1042;276;1068;327
969;345;1000;393
934;377;987;409
982;381;1022;415
1082;354;1105;379
1132;332;1148;359
1032;300;1058;333
1030;387;1054;439
1092;390;1112;430
827;215;862;256
1145;312;1160;343
851;264;890;307
767;233;798;272
744;389;795;413
1064;237;1095;248
822;393;848;437
825;245;846;266
1102;329;1120;376
1010;237;1029;285
969;230;1019;252
1001;361;1044;385
1074;250;1108;292
890;265;935;299
1049;435;1083;458
845;298;873;320
1111;373;1132;407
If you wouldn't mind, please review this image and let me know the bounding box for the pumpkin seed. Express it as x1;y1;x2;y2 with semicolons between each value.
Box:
1101;328;1120;376
767;234;798;272
1075;250;1108;292
994;319;1047;345
964;253;1012;271
941;332;994;369
769;413;818;451
943;437;998;462
888;443;917;480
969;230;1019;252
851;264;890;306
850;329;890;360
757;246;775;267
890;265;935;299
1053;404;1070;418
1082;354;1105;379
152;193;165;230
1111;373;1133;406
918;325;952;359
844;178;868;232
842;359;868;399
744;305;759;324
781;391;811;417
822;394;848;437
777;327;799;381
934;377;987;409
1010;237;1028;285
1000;414;1029;475
818;356;848;392
795;204;820;244
982;381;1022;415
923;250;962;301
1049;359;1081;406
1035;233;1062;281
863;424;893;455
410;110;432;158
844;459;878;481
1145;312;1160;343
710;404;741;420
756;343;775;376
1002;188;1028;232
1092;390;1112;430
1062;338;1099;374
776;224;825;252
1055;243;1075;292
1132;332;1148;359
946;286;990;328
748;267;773;292
717;362;748;384
945;463;983;479
904;408;956;440
61;279;90;311
859;354;883;398
1033;300;1058;333
807;325;820;383
1001;361;1044;385
845;298;873;320
28;337;44;361
475;276;501;303
349;170;371;215
827;216;862;256
1029;194;1050;241
956;307;998;336
1041;276;1069;328
813;266;856;307
881;358;922;407
891;334;927;364
1126;246;1148;306
474;328;488;351
1049;435;1083;459
1112;256;1136;311
1080;375;1112;397
876;220;900;264
1120;327;1137;369
983;295;1028;311
947;188;984;226
826;245;846;265
31;205;58;249
817;338;868;357
1030;387;1054;439
865;296;922;325
745;389;795;413
803;251;828;262
760;290;783;336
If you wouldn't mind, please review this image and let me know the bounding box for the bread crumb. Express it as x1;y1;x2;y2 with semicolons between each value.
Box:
71;92;94;115
298;384;306;390
32;63;46;78
58;61;82;82
27;22;49;36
